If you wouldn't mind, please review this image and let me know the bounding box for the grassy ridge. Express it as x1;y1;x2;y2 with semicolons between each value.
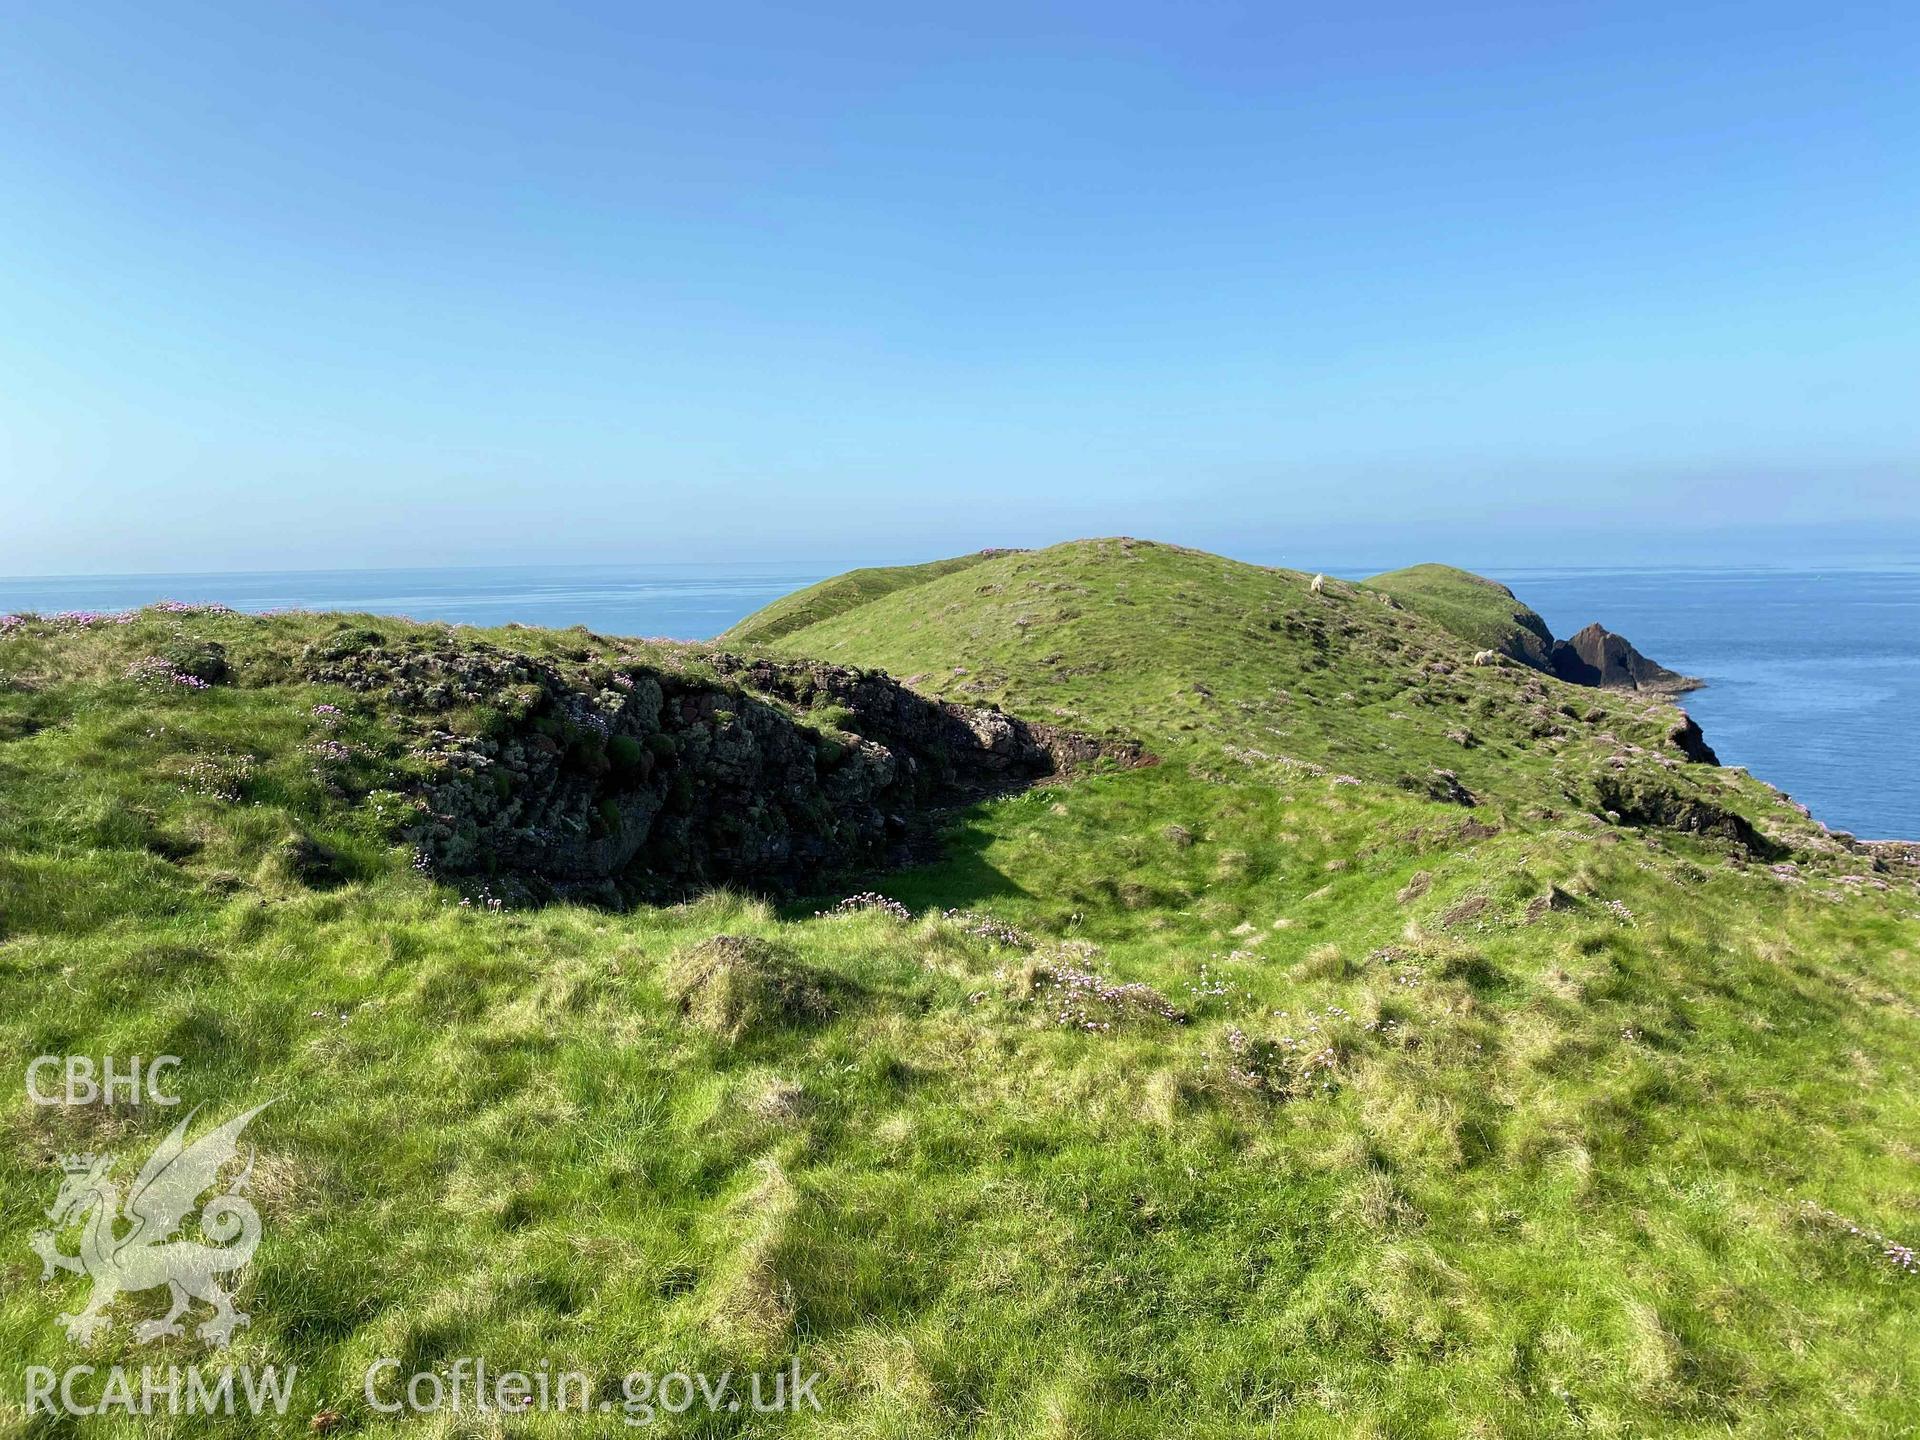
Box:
719;551;1009;647
745;539;1764;823
1364;562;1558;669
2;549;1917;1437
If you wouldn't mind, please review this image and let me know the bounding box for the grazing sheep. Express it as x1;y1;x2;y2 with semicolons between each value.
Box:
1309;573;1326;595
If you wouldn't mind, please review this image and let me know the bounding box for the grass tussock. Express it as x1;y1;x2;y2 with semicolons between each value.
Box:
667;935;839;1044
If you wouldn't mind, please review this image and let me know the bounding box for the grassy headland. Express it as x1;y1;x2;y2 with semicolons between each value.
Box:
1363;563;1559;670
2;540;1915;1437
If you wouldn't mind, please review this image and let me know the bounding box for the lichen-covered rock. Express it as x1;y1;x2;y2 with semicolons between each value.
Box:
1584;768;1779;856
304;638;1148;902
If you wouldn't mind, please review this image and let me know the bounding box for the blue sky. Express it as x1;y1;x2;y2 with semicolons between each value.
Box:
2;1;1915;575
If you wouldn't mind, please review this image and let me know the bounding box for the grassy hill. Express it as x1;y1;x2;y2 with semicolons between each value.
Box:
1363;562;1558;670
745;539;1739;818
719;550;1012;647
2;546;1916;1437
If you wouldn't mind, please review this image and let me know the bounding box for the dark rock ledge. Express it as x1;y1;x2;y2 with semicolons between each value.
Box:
302;637;1149;905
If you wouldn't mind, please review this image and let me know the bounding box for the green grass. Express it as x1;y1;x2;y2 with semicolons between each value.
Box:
746;539;1787;826
2;547;1917;1437
1365;562;1558;669
719;551;1010;647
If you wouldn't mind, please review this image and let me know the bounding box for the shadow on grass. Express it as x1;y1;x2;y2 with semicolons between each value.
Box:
777;805;1037;919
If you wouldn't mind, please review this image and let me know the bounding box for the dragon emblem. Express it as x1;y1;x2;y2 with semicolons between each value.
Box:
30;1101;272;1346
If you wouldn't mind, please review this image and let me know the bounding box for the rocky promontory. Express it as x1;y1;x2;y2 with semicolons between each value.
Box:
1549;622;1703;694
1366;566;1703;696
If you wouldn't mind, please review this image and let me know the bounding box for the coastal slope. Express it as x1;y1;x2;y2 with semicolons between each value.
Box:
1366;562;1558;669
742;538;1746;828
1;544;1915;1437
1367;562;1703;691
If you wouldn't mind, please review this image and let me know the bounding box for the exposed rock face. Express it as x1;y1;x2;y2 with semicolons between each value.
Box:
1480;583;1557;670
302;636;1148;903
709;655;1151;789
1586;769;1780;858
1550;623;1702;694
1666;713;1720;766
1398;768;1478;807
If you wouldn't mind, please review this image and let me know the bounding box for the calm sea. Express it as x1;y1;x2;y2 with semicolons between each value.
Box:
4;562;1915;839
1487;566;1920;840
0;565;830;644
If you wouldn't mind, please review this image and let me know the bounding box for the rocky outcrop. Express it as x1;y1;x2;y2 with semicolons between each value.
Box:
1398;768;1478;807
1332;565;1709;714
302;635;1148;904
1585;768;1780;857
1484;588;1557;670
710;654;1151;784
1666;713;1720;766
1550;623;1701;694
